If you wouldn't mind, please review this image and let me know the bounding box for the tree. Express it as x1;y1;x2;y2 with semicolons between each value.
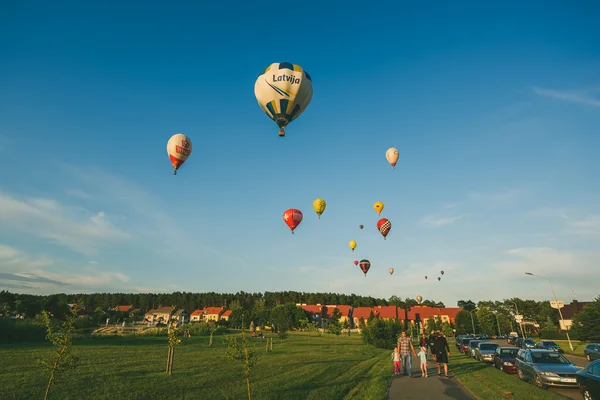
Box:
226;330;259;400
270;305;290;338
458;300;477;312
327;308;342;335
571;296;600;341
454;311;473;334
475;307;497;335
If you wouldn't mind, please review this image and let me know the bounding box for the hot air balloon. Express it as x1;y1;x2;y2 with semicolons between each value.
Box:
283;209;303;234
312;198;326;219
425;276;428;280
359;224;364;230
359;259;370;277
354;260;358;266
166;133;192;175
438;277;441;281
441;270;444;275
374;201;384;215
349;240;356;252
377;218;392;240
386;147;400;169
388;268;394;275
416;295;423;304
254;62;313;137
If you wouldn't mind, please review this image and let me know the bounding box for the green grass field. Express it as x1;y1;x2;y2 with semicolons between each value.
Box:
0;332;391;400
554;339;586;357
450;351;564;400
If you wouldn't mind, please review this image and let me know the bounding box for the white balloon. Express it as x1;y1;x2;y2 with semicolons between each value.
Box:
167;133;192;174
386;147;400;168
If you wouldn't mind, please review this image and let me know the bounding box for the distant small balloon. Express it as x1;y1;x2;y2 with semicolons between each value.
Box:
359;225;364;230
354;260;358;266
438;277;441;281
349;240;357;252
425;276;428;280
416;295;423;304
388;268;394;275
441;270;444;275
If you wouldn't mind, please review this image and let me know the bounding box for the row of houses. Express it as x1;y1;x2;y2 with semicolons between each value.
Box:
107;303;459;327
297;304;462;328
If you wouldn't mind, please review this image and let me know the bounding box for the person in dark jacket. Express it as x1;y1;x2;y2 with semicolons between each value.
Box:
428;330;437;361
433;330;451;377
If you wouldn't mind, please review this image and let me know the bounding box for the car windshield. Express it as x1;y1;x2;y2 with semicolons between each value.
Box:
531;352;571;364
500;349;517;356
469;341;481;348
480;344;498;351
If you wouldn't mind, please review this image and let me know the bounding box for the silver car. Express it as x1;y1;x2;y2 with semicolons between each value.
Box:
475;342;499;363
516;349;581;389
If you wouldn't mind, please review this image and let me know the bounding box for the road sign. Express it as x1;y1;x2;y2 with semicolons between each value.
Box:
550;301;564;309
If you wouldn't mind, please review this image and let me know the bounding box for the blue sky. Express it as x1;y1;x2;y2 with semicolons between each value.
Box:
1;1;599;306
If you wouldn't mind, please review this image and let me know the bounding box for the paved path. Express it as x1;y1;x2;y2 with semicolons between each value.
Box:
387;356;476;400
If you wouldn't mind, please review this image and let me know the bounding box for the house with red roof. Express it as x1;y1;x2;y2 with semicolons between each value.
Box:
221;309;232;321
352;307;379;328
190;308;205;322
204;306;226;321
406;305;461;329
297;304;325;322
324;305;352;324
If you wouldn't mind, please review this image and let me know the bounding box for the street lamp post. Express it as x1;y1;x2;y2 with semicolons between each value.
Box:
511;302;526;339
525;272;574;351
469;309;477;335
493;311;501;336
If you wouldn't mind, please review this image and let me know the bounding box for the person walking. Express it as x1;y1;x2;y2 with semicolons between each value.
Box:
434;330;451;377
397;331;417;377
391;347;401;376
417;346;428;377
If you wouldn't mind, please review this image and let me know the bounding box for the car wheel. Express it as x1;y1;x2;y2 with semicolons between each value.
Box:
534;373;546;390
517;369;526;381
583;388;592;400
586;354;591;361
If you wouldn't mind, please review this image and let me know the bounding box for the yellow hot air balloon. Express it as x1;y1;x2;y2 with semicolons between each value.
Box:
416;295;423;304
388;268;394;275
374;201;384;215
313;198;326;219
254;62;313;137
349;240;356;252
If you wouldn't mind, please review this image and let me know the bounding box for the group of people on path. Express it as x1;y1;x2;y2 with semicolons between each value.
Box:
391;329;451;378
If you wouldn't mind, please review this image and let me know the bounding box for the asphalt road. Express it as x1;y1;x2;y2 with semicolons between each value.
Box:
483;339;586;400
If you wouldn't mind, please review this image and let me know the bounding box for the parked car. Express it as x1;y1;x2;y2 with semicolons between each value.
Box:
576;359;600;400
475;342;499;363
537;341;564;353
459;338;473;355
493;347;519;373
456;335;471;350
584;344;600;362
515;348;581;389
514;337;524;347
522;339;537;349
468;340;483;358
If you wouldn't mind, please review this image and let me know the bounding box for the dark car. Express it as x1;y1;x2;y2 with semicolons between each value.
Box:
576;359;600;400
514;337;524;347
522;339;537;349
494;347;519;373
516;348;580;389
537;341;564;353
584;344;600;362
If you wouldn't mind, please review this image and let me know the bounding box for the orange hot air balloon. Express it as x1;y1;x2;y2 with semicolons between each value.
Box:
354;260;358;265
376;218;392;240
283;209;303;234
359;259;370;277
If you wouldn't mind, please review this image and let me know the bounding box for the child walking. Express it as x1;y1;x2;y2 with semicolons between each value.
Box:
391;347;401;376
418;346;428;377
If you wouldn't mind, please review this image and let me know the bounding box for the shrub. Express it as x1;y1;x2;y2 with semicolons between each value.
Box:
0;318;47;343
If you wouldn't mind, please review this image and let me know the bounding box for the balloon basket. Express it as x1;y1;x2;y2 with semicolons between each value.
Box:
279;129;285;137
173;170;177;175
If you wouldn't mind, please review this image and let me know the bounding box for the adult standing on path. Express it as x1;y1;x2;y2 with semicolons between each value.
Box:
397;331;417;377
428;330;437;361
434;330;451;377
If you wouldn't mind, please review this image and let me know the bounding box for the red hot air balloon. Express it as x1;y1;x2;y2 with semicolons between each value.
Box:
441;270;444;275
359;259;370;277
283;209;303;234
376;218;392;240
354;260;358;266
359;225;364;230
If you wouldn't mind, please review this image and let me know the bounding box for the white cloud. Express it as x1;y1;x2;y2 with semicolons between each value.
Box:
532;86;600;108
420;214;464;228
527;208;600;237
567;215;600;237
0;190;130;256
0;244;54;269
